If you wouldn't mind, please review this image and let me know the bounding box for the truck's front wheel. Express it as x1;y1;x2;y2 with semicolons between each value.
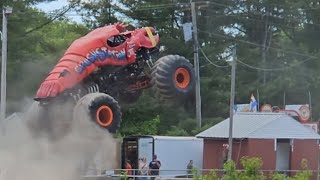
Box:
151;55;195;102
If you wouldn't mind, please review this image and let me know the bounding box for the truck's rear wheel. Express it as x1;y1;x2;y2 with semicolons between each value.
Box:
25;100;74;141
25;101;48;138
47;100;74;141
151;55;195;101
74;93;122;134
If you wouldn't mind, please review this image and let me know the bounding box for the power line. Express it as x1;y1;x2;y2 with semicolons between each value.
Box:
205;1;320;27
200;11;301;28
11;1;317;57
237;57;314;71
31;13;191;19
197;29;318;59
130;3;189;11
199;46;313;71
23;2;78;36
24;1;320;27
196;13;320;42
121;0;208;11
208;1;320;13
199;47;229;68
129;15;191;20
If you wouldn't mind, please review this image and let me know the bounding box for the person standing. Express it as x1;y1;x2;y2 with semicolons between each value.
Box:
187;160;193;178
149;155;161;180
125;160;133;179
139;157;149;180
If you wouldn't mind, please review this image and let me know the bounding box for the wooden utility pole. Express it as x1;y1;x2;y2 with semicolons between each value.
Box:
191;1;202;128
227;46;237;161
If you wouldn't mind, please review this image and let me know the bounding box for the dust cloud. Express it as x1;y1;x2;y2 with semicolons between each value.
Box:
0;98;120;180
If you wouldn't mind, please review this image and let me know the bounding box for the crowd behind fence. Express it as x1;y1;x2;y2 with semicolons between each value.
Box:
82;168;320;180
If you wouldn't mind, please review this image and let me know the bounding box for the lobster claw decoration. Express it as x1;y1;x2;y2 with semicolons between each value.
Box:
114;23;128;32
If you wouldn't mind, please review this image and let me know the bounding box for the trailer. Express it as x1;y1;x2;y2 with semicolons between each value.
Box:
121;135;203;177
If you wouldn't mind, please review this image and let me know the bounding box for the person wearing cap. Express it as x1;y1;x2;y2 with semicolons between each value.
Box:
149;155;161;180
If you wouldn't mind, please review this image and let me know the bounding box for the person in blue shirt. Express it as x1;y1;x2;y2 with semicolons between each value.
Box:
149;155;161;180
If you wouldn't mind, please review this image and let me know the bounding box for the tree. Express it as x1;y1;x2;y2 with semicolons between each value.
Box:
70;0;119;28
1;1;89;113
6;0;320;134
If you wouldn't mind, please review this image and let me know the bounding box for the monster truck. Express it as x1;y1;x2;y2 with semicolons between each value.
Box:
27;23;195;140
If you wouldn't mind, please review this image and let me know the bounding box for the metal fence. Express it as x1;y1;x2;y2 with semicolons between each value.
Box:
81;168;320;180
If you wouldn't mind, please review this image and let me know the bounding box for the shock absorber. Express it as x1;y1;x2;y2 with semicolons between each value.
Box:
87;84;100;93
70;84;100;102
140;48;153;68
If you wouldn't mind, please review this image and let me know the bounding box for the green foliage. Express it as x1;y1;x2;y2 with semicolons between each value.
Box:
192;167;219;180
222;160;238;180
120;170;129;180
120;112;160;136
271;159;312;180
238;157;266;180
191;167;201;180
272;173;290;180
194;157;312;180
6;0;320;137
70;0;119;28
202;170;219;180
291;159;312;180
165;126;189;136
3;2;89;114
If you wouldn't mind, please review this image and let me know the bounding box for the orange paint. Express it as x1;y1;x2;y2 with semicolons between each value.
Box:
96;105;113;127
174;68;191;89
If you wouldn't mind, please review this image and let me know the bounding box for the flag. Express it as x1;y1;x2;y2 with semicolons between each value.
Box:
250;94;258;112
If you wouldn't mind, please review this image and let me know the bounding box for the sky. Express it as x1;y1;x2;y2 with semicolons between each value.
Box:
35;0;68;11
34;0;130;24
34;0;83;23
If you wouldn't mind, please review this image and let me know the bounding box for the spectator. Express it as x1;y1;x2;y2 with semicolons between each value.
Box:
125;160;133;179
149;155;161;180
187;160;193;178
222;144;229;166
139;157;149;180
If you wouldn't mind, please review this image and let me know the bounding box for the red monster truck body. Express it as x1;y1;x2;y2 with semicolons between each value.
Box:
35;23;159;101
29;23;195;140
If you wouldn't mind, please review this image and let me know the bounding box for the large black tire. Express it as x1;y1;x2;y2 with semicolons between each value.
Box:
47;99;74;141
74;93;122;134
151;55;195;101
71;94;121;175
25;101;49;138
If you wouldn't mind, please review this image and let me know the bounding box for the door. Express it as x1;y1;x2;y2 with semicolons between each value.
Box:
276;139;291;173
122;138;138;169
138;137;154;166
122;136;154;172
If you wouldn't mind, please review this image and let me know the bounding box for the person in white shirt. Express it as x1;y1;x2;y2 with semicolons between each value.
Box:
139;157;149;180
